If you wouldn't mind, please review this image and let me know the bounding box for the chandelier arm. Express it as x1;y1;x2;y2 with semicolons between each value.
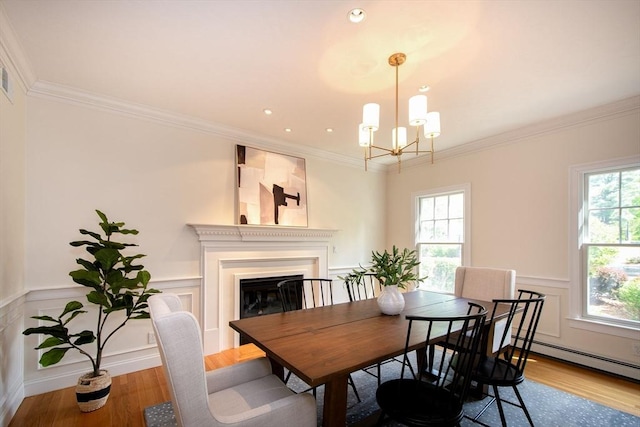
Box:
430;136;434;164
368;144;395;154
367;151;397;160
403;138;420;151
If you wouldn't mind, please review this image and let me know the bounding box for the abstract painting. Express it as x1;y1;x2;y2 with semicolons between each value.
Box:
236;145;308;226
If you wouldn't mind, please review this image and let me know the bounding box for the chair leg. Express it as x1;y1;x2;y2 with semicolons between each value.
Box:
493;385;508;427
472;395;496;422
348;374;362;403
512;385;535;426
427;344;435;373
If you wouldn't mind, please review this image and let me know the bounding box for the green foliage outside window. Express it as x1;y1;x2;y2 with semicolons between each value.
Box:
586;167;640;323
619;278;640;319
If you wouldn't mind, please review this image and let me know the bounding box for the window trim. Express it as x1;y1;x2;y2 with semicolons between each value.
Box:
569;156;640;337
413;183;471;291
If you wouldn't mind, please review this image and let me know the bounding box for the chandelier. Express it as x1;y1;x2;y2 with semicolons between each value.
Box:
358;52;441;172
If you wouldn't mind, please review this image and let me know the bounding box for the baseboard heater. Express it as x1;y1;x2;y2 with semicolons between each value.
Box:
532;339;640;373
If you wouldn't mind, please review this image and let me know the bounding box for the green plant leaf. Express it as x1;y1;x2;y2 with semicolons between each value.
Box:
72;330;95;345
95;248;121;271
36;336;65;349
63;309;87;325
69;240;100;247
75;258;98;271
137;270;151;286
40;347;70;366
119;228;139;235
87;290;110;307
31;315;57;323
61;301;84;317
79;229;102;240
23;325;69;340
69;269;102;287
131;313;150;319
96;209;108;223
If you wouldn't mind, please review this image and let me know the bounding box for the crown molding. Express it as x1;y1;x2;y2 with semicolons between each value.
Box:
0;3;36;92
26;79;386;173
398;95;640;172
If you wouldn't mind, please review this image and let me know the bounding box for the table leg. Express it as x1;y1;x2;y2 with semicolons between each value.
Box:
268;357;285;381
322;373;348;427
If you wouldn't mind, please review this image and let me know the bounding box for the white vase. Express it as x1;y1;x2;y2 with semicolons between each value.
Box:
377;285;405;315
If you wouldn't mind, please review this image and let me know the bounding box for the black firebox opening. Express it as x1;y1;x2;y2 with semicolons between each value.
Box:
239;274;303;344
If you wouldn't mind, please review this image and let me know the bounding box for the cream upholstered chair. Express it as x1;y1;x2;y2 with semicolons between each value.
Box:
149;293;316;427
454;266;515;300
454;266;515;354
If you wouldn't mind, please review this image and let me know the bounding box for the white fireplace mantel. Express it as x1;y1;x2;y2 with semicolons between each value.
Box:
188;224;338;243
188;224;338;354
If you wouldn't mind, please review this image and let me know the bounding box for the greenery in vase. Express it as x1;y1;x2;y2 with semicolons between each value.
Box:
341;245;425;290
23;210;160;377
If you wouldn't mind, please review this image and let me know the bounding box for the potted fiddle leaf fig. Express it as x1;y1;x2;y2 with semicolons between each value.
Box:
23;210;160;412
344;246;425;315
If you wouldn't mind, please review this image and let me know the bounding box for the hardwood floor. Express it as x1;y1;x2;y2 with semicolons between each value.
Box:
9;345;639;427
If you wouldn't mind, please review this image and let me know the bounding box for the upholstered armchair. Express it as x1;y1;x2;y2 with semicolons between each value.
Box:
149;293;316;427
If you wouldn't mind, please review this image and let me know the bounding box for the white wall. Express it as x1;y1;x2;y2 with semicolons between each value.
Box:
20;94;386;396
386;101;640;378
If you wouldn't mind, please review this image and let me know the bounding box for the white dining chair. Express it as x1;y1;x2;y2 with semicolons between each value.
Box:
149;293;316;427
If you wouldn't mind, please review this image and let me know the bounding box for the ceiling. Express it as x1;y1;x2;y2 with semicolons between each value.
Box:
1;0;639;165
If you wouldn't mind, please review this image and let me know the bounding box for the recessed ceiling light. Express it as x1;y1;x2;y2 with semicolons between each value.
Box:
418;85;430;93
284;128;292;132
348;8;366;23
263;109;273;115
326;128;334;133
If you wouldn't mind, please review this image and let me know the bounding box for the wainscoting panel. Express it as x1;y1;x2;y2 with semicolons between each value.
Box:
21;277;201;396
0;294;26;427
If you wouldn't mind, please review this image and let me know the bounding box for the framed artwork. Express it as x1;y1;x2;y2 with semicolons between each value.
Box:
236;145;308;227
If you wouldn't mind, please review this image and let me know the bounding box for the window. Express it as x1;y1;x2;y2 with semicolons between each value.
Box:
582;165;640;326
414;184;470;293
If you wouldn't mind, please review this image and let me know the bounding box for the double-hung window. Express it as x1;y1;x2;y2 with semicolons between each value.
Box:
581;164;640;326
414;184;470;293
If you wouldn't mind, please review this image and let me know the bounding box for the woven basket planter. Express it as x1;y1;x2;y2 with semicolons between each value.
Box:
76;370;111;412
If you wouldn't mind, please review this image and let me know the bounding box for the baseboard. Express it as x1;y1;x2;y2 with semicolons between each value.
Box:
23;353;162;397
0;377;24;427
533;340;640;381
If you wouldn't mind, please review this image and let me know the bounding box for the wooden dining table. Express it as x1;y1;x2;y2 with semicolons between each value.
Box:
229;290;499;427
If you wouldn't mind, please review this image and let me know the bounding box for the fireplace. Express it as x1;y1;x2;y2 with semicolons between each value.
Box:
188;224;337;354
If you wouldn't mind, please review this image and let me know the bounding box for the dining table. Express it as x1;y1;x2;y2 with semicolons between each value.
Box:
229;289;502;427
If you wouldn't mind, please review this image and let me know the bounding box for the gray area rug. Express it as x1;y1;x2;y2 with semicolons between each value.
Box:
144;359;639;426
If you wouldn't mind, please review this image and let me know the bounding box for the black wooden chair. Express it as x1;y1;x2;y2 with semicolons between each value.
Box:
277;278;361;402
465;290;545;427
376;303;487;427
278;277;334;311
345;272;379;302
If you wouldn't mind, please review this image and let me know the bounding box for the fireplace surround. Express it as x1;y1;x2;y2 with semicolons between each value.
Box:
189;224;337;354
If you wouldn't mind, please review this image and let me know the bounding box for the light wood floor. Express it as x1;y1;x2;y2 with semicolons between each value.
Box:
9;345;640;427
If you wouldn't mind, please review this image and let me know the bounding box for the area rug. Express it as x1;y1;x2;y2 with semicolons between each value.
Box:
144;360;639;426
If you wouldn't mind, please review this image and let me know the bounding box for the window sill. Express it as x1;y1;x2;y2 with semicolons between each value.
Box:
568;316;639;339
